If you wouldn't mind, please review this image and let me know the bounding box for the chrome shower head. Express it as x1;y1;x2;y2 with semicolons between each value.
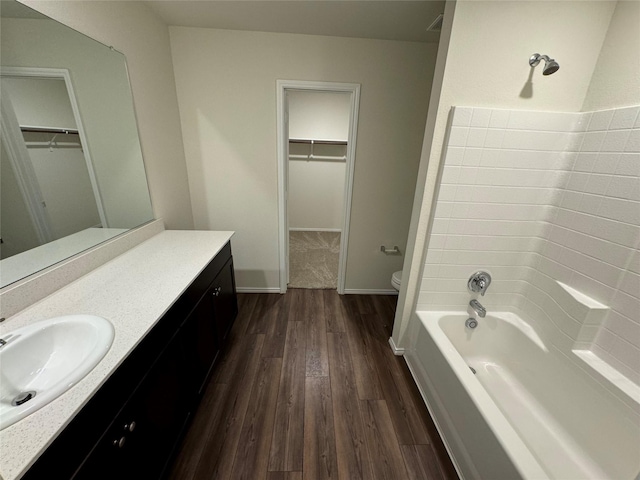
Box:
529;53;560;75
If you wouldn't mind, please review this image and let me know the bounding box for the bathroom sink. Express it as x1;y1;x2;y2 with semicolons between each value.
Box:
0;315;114;430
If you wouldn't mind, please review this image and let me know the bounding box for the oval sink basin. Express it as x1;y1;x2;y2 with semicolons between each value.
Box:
0;314;114;430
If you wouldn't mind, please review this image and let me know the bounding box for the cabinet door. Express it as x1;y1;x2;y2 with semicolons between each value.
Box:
74;342;190;480
181;291;219;397
211;258;238;343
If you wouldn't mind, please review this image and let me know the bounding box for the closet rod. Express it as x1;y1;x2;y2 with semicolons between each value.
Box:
289;138;347;146
289;154;346;162
20;125;79;135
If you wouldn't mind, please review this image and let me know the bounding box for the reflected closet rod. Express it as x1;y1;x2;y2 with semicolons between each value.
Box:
20;125;79;135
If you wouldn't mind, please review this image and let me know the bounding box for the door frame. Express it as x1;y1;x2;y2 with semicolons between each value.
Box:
276;80;361;294
1;67;108;228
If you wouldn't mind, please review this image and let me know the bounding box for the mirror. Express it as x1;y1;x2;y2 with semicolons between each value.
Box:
0;0;154;288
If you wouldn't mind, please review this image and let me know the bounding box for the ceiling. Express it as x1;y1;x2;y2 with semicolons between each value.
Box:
144;1;445;44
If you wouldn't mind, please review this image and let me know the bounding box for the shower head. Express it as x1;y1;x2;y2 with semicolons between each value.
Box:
529;53;560;75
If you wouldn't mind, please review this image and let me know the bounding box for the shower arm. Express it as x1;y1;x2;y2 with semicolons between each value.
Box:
529;53;552;67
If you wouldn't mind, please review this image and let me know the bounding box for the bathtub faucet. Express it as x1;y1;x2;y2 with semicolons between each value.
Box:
468;271;492;296
469;299;486;318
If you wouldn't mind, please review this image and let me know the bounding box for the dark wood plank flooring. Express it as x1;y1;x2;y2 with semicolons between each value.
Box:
169;290;458;480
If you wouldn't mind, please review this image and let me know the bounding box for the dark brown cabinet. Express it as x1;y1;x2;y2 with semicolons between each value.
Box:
23;242;237;480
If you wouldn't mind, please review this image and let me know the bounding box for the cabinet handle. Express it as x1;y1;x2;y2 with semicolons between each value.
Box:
112;436;126;448
124;421;136;432
213;286;222;297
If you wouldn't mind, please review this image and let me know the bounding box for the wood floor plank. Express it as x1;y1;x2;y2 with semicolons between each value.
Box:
170;333;265;480
327;332;372;480
267;472;303;480
351;351;384;400
370;296;396;337
369;334;431;445
361;400;409;480
341;298;368;357
211;294;259;384
354;295;376;315
248;294;282;334
304;376;338;480
262;293;291;358
269;321;306;471
401;444;447;480
288;288;305;322
322;290;346;333
305;290;329;377
230;357;283;480
168;381;231;479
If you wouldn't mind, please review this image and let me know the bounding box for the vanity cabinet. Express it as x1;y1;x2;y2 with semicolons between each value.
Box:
22;242;237;480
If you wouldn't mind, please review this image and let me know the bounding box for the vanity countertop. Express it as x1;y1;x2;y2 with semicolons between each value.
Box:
0;230;235;480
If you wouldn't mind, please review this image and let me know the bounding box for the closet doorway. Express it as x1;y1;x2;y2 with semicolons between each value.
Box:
276;81;360;294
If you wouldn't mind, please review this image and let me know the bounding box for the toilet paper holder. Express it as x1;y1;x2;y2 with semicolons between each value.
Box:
380;245;401;255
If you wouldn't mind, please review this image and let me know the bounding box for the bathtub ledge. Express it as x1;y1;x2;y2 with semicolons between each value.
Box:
573;349;640;408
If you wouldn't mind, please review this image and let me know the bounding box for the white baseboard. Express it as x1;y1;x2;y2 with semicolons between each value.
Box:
388;337;405;356
289;227;342;233
236;287;282;293
343;288;398;295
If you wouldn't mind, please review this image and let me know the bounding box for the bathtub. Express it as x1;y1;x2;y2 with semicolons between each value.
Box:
404;311;640;480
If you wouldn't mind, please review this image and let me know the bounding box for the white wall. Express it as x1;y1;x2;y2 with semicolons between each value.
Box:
19;0;194;230
288;90;349;231
394;0;618;345
288;90;351;141
583;1;640;111
170;27;436;290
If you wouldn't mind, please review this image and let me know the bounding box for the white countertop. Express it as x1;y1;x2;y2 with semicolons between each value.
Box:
0;230;234;480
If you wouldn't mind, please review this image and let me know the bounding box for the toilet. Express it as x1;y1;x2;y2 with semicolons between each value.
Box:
391;270;402;291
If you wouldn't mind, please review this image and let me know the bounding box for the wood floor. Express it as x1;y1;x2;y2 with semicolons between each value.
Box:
168;290;458;480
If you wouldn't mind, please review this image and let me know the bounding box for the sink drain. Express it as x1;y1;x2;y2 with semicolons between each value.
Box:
12;391;36;406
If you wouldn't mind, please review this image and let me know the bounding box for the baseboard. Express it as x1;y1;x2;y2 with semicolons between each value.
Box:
388;337;405;356
289;228;342;233
343;289;398;295
236;287;282;293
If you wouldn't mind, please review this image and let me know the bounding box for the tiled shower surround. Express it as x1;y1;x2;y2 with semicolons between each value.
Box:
419;105;640;387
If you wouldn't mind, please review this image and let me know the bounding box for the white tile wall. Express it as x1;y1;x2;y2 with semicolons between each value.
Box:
546;104;640;379
420;105;640;384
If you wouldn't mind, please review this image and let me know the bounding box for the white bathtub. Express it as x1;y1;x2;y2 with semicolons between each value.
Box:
405;311;640;480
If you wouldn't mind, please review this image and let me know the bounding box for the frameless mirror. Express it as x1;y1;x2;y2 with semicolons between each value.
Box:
0;0;154;288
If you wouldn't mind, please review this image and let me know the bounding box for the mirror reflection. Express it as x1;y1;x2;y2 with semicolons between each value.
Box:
0;0;154;288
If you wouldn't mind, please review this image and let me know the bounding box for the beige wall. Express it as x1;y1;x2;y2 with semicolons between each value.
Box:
170;27;436;290
20;0;194;230
394;0;618;345
582;1;640;111
288;90;351;141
